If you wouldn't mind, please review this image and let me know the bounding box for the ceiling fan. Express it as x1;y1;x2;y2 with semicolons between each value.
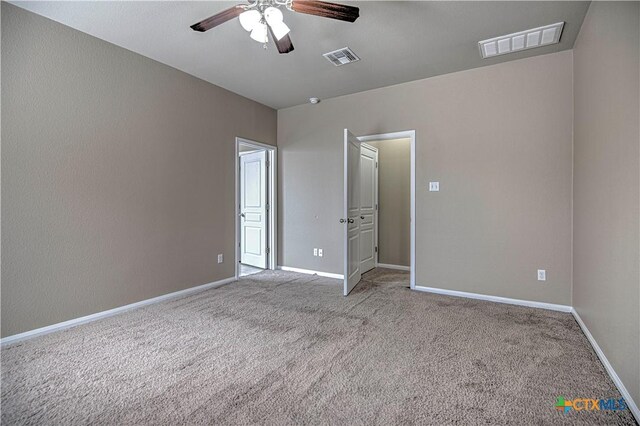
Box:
190;0;360;54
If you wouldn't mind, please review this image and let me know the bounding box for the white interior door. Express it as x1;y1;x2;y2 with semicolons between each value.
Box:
240;150;267;269
344;129;362;295
360;144;378;274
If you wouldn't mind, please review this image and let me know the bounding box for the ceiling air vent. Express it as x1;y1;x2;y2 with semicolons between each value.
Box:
478;22;565;59
323;47;360;66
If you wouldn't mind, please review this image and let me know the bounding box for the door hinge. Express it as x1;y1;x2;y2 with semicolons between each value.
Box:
375;204;378;210
375;246;378;253
376;161;378;168
266;203;270;211
265;160;270;167
266;247;270;254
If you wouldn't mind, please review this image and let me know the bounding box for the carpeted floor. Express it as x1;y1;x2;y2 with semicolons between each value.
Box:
1;268;636;425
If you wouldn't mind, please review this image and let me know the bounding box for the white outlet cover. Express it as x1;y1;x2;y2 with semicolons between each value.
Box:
429;182;440;192
217;254;224;264
313;248;318;256
318;249;323;257
537;269;546;281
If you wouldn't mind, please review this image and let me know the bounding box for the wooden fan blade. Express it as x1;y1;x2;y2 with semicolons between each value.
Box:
191;5;245;32
269;26;295;54
291;0;359;22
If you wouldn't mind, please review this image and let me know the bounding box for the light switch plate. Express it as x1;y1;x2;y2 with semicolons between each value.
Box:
313;248;318;256
318;249;323;257
217;254;224;264
537;269;546;281
429;182;440;192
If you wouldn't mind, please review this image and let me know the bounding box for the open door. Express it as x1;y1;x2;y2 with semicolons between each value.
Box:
240;150;268;269
343;129;362;295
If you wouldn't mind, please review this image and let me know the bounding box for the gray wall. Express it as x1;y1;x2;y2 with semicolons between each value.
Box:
367;139;411;267
573;1;640;406
278;50;574;305
1;3;277;337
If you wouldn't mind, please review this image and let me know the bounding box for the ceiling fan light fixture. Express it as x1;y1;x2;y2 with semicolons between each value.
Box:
264;7;290;41
250;21;269;43
264;7;283;23
239;10;261;32
270;20;291;41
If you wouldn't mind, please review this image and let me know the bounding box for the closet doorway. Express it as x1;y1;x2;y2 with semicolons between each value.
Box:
342;130;416;295
235;138;277;278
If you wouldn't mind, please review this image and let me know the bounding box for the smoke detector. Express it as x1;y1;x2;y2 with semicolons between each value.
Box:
478;22;564;59
323;47;360;66
309;97;321;104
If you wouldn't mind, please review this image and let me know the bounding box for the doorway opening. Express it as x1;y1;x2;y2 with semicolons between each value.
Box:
235;137;277;279
362;138;411;273
342;130;416;295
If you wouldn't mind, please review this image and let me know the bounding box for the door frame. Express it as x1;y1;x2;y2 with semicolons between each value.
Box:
355;130;416;290
235;137;278;279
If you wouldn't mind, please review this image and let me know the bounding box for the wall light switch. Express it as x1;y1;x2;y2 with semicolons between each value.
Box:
318;249;323;257
537;269;546;281
217;254;224;264
429;182;440;192
313;248;318;256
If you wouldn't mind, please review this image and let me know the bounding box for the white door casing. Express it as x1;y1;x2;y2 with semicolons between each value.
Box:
240;150;267;269
344;129;362;295
359;143;378;274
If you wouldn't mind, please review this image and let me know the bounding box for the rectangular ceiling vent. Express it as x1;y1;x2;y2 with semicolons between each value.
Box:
323;47;360;66
478;22;564;59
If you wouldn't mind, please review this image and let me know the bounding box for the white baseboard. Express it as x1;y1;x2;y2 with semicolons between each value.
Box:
278;266;343;280
1;276;236;347
571;308;640;422
376;263;410;271
413;285;572;313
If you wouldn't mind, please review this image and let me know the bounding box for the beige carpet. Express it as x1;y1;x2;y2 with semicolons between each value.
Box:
1;268;636;425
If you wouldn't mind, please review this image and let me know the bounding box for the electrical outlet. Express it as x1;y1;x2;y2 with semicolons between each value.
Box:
217;254;224;264
429;181;440;192
318;249;323;257
537;269;546;281
313;248;318;256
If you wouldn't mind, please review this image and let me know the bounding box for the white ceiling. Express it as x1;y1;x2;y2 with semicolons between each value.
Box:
10;1;590;109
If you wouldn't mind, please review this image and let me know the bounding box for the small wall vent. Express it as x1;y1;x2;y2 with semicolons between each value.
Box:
323;47;360;66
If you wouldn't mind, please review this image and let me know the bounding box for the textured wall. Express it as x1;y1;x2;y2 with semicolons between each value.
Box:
1;4;277;337
573;1;640;407
367;139;411;267
278;51;574;305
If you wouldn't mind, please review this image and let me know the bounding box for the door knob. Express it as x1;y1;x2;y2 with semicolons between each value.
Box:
347;218;355;224
360;216;365;220
239;213;245;218
339;218;346;223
